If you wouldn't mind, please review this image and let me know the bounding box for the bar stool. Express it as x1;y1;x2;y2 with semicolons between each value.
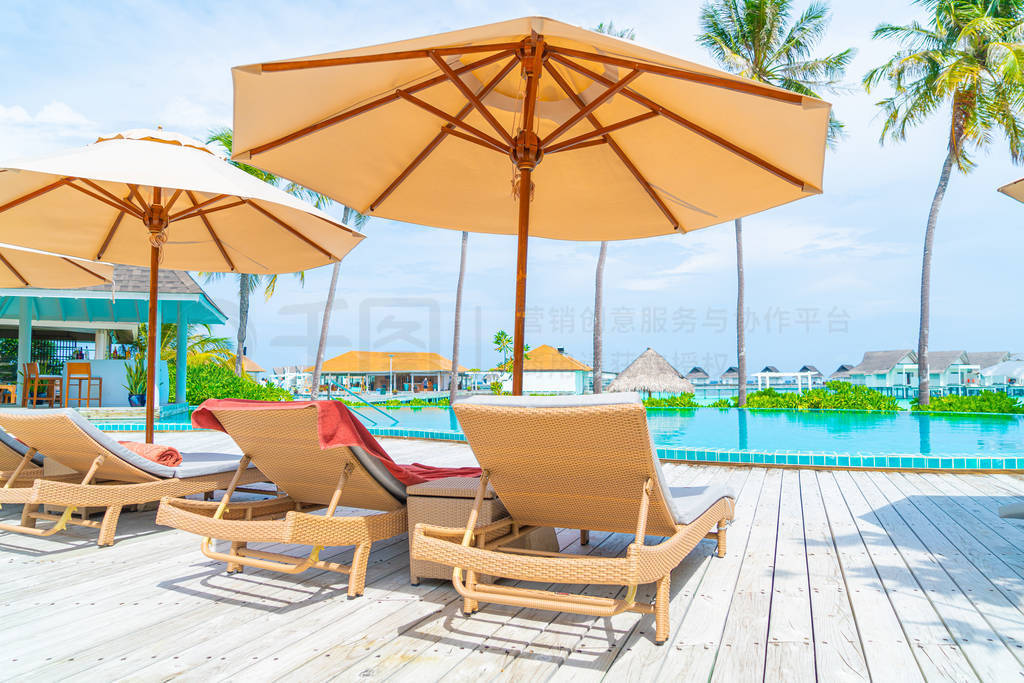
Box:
22;362;61;407
65;362;103;408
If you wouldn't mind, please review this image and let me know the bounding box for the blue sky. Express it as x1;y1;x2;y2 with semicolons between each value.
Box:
2;0;1021;375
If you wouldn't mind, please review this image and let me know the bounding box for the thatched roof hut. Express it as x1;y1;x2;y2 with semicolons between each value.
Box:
685;366;710;381
607;348;694;394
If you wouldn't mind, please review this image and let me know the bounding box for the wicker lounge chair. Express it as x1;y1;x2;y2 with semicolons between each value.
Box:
411;393;736;645
155;402;415;598
0;408;267;546
0;427;44;484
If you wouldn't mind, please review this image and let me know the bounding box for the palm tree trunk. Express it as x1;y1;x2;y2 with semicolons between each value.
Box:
311;207;353;400
450;231;469;404
592;241;607;394
917;150;955;406
735;218;746;407
235;274;249;377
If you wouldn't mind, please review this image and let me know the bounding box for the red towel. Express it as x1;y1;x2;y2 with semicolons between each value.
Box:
118;441;183;467
191;399;480;487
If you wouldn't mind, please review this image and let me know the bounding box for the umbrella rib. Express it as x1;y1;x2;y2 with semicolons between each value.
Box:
66;180;147;218
545;138;609;155
169;199;247;223
246;50;514;157
186;190;236;272
164;188;184;214
549;54;812;190
369;55;519;212
96;210;126;260
62;257;108;283
545;111;658;154
548;46;807;105
258;42;522;72
168;193;230;221
127;184;150;213
0;177;72;216
429;51;513;145
243;200;336;261
396;90;509;153
76;178;146;217
0;252;28;286
540;69;641;147
544;61;680;230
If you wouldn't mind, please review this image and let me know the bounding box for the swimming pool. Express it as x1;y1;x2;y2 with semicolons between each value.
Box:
95;405;1024;471
362;406;1024;471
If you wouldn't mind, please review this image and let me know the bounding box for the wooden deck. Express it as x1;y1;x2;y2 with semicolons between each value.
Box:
3;433;1024;681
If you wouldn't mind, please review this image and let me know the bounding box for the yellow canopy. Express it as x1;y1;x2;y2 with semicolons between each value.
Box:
231;16;830;392
316;351;465;374
0;244;112;289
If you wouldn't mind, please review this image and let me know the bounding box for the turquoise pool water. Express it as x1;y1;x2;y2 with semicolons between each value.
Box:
95;405;1024;471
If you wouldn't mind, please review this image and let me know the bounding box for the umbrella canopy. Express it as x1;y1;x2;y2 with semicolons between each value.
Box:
0;129;364;440
607;348;694;394
999;177;1024;203
0;244;112;288
981;360;1024;381
231;16;830;392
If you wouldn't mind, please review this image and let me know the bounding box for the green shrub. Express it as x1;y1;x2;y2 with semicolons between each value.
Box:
185;363;292;404
911;391;1024;414
643;393;701;408
743;381;901;411
709;398;733;408
489;380;504;395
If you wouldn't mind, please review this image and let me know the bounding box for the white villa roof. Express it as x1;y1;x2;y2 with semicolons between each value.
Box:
848;350;915;375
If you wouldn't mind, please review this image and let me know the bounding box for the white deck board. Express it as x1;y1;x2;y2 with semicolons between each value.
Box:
1;432;1023;681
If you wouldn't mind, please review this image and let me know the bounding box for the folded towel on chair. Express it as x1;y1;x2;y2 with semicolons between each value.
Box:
191;399;480;486
118;441;182;467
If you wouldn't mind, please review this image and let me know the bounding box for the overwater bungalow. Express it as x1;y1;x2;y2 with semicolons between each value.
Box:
830;363;855;380
685;366;711;384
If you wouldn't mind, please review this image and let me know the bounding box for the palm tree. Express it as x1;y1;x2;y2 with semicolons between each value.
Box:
697;0;854;406
493;329;513;367
590;22;636;394
204;128;324;376
449;231;469;404
134;323;233;367
310;206;369;398
864;0;1024;405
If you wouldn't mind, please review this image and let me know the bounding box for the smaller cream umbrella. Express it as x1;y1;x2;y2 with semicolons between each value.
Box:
0;244;112;288
0;129;364;441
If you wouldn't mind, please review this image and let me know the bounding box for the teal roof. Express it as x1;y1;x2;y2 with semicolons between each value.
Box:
0;266;225;325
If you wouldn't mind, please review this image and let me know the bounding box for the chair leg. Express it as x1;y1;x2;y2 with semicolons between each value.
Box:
348;542;372;597
227;541;246;573
655;574;671;644
717;520;728;558
580;529;590;546
97;505;123;546
20;503;39;528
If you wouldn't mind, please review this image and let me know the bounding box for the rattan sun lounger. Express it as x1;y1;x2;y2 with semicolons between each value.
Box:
411;393;736;645
0;408;267;546
155;402;412;598
0;427;43;483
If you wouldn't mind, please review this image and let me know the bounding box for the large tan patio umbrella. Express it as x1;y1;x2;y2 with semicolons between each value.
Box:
230;16;831;394
0;129;363;440
999;177;1024;202
0;244;112;288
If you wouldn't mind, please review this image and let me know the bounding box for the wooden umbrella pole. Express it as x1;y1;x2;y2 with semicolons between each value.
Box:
510;34;544;396
143;188;168;443
512;166;531;395
145;243;159;442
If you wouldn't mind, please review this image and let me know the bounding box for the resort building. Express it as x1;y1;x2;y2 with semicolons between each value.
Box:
926;350;980;389
269;366;310;393
318;351;464;393
830;363;855;380
798;365;825;385
969;351;1012;383
0;265;226;408
685;366;711;385
719;366;740;385
498;344;591;394
846;350;918;388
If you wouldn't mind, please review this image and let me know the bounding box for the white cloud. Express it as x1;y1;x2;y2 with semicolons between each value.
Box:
0;101;98;159
35;101;91;126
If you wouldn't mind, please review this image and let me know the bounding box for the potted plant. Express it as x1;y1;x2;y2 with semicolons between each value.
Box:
123;353;147;407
